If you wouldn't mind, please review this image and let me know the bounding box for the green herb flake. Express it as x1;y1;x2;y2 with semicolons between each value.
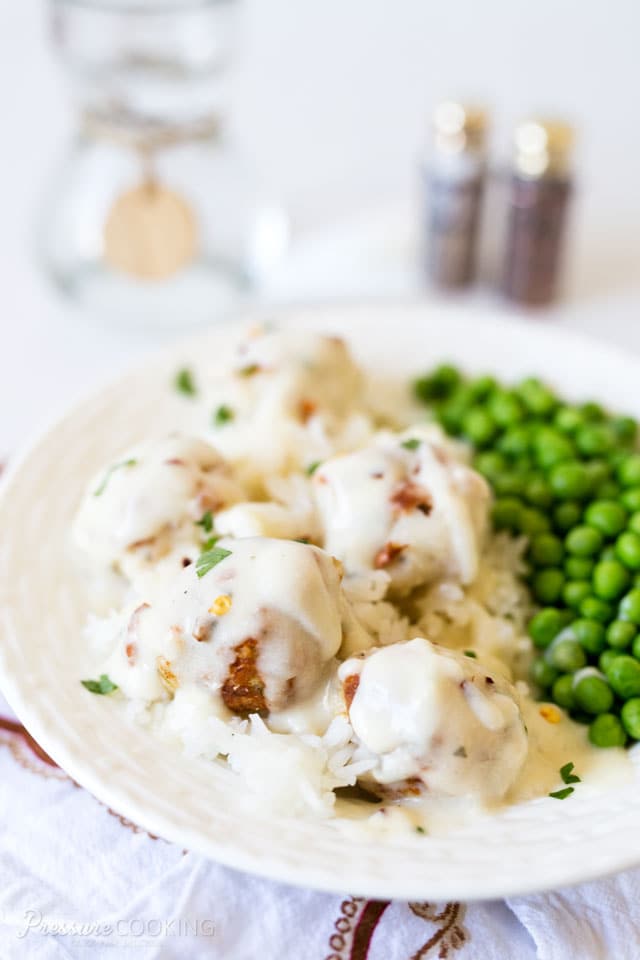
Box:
196;546;232;578
81;674;118;696
463;650;477;659
454;745;467;758
195;510;214;533
549;786;574;800
174;368;196;396
401;438;421;451
93;459;137;497
306;461;322;476
415;825;426;834
560;761;581;785
238;363;261;378
201;535;221;552
294;537;311;544
213;405;234;427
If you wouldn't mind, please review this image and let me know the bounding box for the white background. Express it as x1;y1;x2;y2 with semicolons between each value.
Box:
0;1;639;456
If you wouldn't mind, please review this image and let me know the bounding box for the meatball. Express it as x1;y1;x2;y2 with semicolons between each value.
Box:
108;538;367;715
339;638;528;803
73;434;243;575
204;328;371;478
313;426;489;595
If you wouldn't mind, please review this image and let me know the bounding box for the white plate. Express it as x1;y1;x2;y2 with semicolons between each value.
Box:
2;301;640;902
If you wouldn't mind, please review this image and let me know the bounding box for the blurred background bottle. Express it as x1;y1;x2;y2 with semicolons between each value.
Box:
422;101;488;290
502;119;574;307
38;0;288;328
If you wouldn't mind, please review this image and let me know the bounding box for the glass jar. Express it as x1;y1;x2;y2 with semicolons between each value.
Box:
38;0;288;327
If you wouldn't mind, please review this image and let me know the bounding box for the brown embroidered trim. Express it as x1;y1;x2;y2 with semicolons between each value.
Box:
409;902;468;959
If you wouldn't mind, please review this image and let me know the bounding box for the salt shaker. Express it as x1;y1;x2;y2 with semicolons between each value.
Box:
502;120;574;307
423;102;488;289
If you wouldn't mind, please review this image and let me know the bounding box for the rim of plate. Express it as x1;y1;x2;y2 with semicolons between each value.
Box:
2;299;640;902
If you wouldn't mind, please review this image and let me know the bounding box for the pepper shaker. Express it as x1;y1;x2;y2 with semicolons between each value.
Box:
502;120;574;307
423;102;488;289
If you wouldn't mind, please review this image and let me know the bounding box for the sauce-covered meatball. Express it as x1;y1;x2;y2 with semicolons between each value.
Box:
313;426;489;595
339;638;527;802
73;435;243;578
205;329;371;478
108;538;366;715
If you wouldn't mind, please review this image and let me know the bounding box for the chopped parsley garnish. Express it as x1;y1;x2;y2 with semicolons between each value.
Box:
174;368;196;396
401;438;421;451
195;510;214;533
213;405;234;427
415;825;426;834
463;650;477;658
295;537;310;544
93;459;137;497
196;546;232;578
560;761;581;785
81;674;118;695
306;461;322;476
201;535;220;551
238;363;260;377
549;787;574;800
454;745;467;758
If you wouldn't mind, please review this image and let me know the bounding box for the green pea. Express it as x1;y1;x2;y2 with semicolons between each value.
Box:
593;560;631;600
572;618;607;654
487;390;524;427
564;556;594;580
548;639;587;672
414;364;461;402
585;459;612;487
436;396;470;435
497;425;531;459
552;674;576;710
595;481;621;501
574;675;614;715
621;488;640;512
533;429;575;470
462;408;498;447
493;472;528;497
618;588;640;625
518;508;551;537
563;580;592;610
530;658;559;690
584;500;627;538
628;513;640;536
575;424;614;457
474;451;507;481
517;378;557;416
600;546;618;563
632;634;640;660
605;654;640;698
621;698;640;739
529;533;564;567
589;714;627;748
611;415;638;445
532;568;565;604
615;531;640;571
554;406;585;435
467;375;498;401
528;608;568;649
599;650;619;674
553;501;582;532
525;476;554;508
618;455;640;488
491;497;523;531
579;596;614;623
607;620;637;650
566;526;603;557
580;401;606;421
549;462;592;501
